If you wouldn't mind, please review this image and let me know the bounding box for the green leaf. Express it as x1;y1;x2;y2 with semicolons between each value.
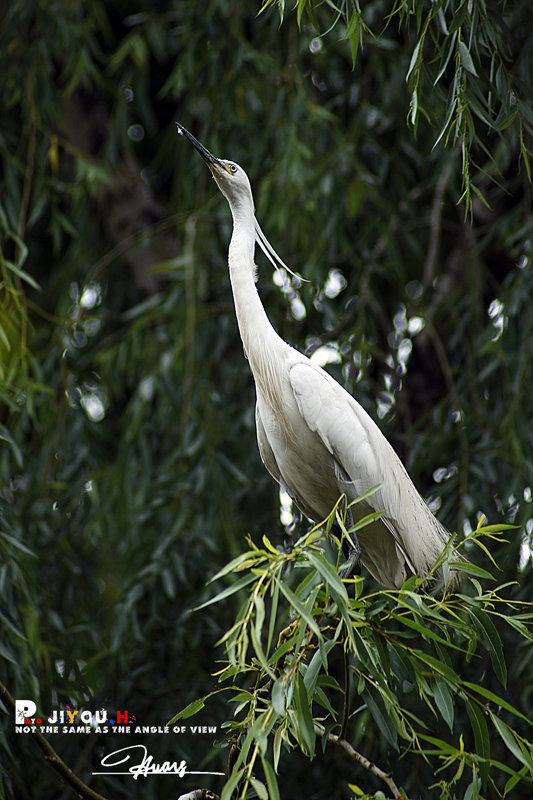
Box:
303;647;327;696
194;573;257;610
261;756;281;800
406;37;423;83
0;530;37;558
490;714;533;772
2;260;40;291
0;426;24;468
167;696;206;724
362;686;398;750
433;679;454;731
458;41;478;76
447;560;496;580
254;594;265;639
469;609;507;687
250;777;269;800
267;577;280;655
272;675;293;716
464;683;530;724
209;551;260;583
391;611;459;651
221;766;246;800
306;549;349;602
413;650;461;684
275;576;321;639
466;699;490;788
294;673;316;756
504;765;530;796
250;619;277;679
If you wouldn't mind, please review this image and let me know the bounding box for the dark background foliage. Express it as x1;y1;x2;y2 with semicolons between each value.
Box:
1;0;532;798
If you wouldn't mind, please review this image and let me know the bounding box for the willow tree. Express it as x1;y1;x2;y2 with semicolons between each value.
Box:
1;1;532;798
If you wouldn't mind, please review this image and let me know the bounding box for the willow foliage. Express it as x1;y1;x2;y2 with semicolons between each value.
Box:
173;511;533;799
1;1;532;799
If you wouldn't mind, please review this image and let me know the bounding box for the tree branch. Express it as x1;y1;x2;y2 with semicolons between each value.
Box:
314;723;403;800
422;159;453;290
0;679;110;800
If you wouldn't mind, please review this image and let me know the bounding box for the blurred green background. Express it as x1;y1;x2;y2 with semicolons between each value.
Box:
1;1;532;797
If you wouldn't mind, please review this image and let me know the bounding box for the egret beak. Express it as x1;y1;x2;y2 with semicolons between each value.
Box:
176;123;229;174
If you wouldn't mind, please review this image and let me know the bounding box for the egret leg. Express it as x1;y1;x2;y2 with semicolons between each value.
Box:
339;506;362;579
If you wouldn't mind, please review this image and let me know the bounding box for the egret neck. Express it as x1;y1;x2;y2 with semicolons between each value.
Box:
227;198;289;375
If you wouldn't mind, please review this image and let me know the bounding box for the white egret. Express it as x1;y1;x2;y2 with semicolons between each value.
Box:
177;123;457;589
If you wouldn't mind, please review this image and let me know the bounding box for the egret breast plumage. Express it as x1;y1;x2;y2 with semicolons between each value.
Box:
177;123;457;590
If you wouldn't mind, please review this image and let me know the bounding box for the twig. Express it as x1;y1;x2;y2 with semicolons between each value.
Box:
340;645;350;740
181;212;198;428
422;160;452;290
0;679;110;800
314;723;403;800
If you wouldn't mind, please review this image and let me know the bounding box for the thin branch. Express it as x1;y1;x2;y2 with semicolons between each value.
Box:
181;212;199;428
0;680;110;800
314;723;403;800
422;160;453;290
340;645;350;740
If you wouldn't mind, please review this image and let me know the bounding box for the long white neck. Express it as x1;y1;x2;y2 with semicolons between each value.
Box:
226;200;289;379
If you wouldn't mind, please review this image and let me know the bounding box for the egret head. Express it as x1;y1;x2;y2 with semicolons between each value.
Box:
177;123;253;208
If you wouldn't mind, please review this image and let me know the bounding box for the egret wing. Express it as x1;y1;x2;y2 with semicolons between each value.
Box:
288;360;419;585
288;360;386;499
255;402;281;484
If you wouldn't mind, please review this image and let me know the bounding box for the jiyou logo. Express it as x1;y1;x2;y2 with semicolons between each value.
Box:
15;700;136;733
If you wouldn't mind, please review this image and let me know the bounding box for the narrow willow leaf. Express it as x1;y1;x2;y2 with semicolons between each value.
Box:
458;40;478;76
314;685;339;718
254;594;265;639
434;31;458;85
3;260;41;290
464;683;530;724
406;37;423;83
262;534;281;554
221;766;246;800
250;622;277;679
392;611;460;651
209;552;260;583
490;714;533;772
469;608;507;687
362;686;398;750
504;765;529;795
295;673;316;756
261;756;281;800
268;634;300;667
0;530;37;558
413;650;461;684
418;732;459;754
272;676;292;716
194;573;257;610
433;680;454;731
275;576;321;638
167;696;206;723
273;726;283;772
447;560;496;580
465;699;490;788
0;426;24;468
306;549;349;602
250;777;269;800
267;577;280;655
303;648;324;696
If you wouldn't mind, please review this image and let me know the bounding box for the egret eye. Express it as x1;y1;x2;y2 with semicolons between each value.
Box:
229;163;237;174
